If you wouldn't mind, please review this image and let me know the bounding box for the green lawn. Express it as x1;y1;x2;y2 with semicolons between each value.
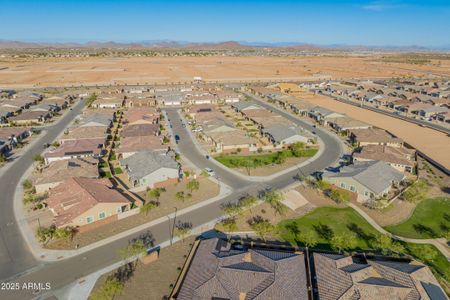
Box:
277;206;450;285
215;148;318;169
114;167;123;175
278;207;379;250
385;197;450;239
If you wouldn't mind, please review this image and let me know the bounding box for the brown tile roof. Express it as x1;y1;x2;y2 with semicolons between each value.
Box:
350;128;403;144
46;177;130;227
10;111;49;121
44;138;104;159
61;126;107;141
123;108;159;125
117;136;166;154
0;127;32;140
33;158;99;186
176;238;308;300
313;253;447;300
121;124;159;138
354;145;415;167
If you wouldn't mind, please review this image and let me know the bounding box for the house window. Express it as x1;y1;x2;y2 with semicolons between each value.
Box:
340;183;346;189
99;212;106;219
117;206;123;213
350;185;356;192
86;216;94;224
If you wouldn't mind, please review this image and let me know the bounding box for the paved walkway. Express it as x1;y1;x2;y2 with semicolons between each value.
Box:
348;203;450;261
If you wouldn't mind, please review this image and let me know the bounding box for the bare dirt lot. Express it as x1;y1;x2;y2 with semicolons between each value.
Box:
1;55;449;88
90;237;195;300
295;91;450;170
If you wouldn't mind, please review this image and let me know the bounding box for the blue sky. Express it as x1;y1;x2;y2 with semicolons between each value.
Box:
0;0;449;46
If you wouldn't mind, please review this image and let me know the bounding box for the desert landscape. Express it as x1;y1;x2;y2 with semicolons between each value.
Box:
1;54;449;88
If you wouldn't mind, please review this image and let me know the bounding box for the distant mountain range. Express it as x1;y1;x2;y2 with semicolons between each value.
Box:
0;39;448;52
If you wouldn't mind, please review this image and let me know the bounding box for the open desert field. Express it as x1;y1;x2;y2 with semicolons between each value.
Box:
298;92;450;170
1;55;449;88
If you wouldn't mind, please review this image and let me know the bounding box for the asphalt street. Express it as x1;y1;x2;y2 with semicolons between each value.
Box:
0;98;343;299
0;99;86;282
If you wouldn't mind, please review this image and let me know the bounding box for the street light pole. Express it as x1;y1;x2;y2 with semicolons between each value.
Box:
170;207;178;246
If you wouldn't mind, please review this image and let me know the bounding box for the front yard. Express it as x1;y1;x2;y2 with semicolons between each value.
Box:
45;177;219;249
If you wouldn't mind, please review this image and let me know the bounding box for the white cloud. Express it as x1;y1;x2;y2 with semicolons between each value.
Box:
362;1;403;12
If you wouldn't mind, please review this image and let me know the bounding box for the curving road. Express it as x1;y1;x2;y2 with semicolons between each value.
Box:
0;98;343;299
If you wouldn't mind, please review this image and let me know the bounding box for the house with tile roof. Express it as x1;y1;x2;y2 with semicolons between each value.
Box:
353;145;416;173
172;238;309;300
33;158;99;193
44;138;105;164
45;177;130;228
313;252;448;300
349;128;404;148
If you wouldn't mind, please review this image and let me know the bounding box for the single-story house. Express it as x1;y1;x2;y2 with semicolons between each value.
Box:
44;138;104;164
322;160;405;201
262;124;310;146
9;111;51;125
76;113;113;128
326;116;372;133
308;106;345;125
91;97;124;109
206;130;258;154
349;128;403;148
33;157;99;193
46;177;130;228
120;150;180;190
117;136;166;159
174;237;308;300
60;126;107;143
418;106;448;118
121;123;160;138
313;252;447;300
353;145;416;173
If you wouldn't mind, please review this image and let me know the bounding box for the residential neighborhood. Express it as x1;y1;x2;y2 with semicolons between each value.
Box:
1;79;449;300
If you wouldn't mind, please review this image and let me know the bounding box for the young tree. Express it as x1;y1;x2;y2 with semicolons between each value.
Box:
175;191;186;202
147;188;162;202
186;179;200;193
240;195;258;211
263;190;287;216
54;226;76;241
250;219;274;241
417;246;437;263
32;154;44;164
289;142;306;157
298;231;318;248
119;240;147;263
221;203;243;218
331;234;357;253
221;218;238;232
373;234;404;255
174;223;192;243
22;179;33;191
140;201;158;216
90;277;124;300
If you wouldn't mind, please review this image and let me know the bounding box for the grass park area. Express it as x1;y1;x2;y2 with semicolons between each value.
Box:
278;207;378;250
277;206;450;286
215;146;318;169
385;197;450;239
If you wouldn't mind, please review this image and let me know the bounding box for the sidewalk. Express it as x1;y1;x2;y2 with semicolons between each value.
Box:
14;167;232;262
348;203;450;261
